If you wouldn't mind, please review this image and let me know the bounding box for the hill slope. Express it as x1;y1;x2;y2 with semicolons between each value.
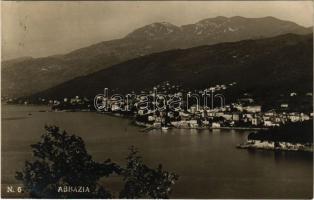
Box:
2;16;312;97
29;34;313;102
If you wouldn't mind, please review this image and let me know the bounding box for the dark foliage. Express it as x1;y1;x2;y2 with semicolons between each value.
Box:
15;125;118;198
119;146;178;198
248;120;313;144
16;126;178;198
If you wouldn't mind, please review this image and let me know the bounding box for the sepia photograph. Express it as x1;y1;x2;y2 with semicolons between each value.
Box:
1;1;313;199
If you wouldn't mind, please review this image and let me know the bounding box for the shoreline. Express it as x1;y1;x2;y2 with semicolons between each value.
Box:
237;140;313;153
0;104;292;132
134;121;267;132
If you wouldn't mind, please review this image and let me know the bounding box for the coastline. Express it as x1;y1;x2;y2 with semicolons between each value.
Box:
237;140;313;153
134;120;267;131
1;104;306;134
37;105;272;131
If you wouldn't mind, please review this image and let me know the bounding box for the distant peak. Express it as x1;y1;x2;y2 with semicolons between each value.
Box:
215;16;228;20
125;16;306;39
160;21;174;26
125;21;180;39
198;16;228;24
262;16;278;20
230;16;245;20
230;16;282;22
148;22;177;28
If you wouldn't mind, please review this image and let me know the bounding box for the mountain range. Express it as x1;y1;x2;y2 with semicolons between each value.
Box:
28;33;313;104
2;16;312;98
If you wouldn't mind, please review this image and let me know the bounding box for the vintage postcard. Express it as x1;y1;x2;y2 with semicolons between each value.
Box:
1;1;313;199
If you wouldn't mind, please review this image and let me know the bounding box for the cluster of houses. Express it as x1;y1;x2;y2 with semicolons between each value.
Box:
135;102;312;129
115;82;313;129
4;81;313;130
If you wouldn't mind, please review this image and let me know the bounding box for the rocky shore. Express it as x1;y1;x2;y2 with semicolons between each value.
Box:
237;140;313;152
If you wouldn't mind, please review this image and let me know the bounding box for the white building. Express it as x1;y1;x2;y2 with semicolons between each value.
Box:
264;120;279;127
280;104;288;108
189;120;198;128
244;105;261;113
212;122;221;128
148;115;155;121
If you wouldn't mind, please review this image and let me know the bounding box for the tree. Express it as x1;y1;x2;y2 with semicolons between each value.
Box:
16;125;118;198
16;126;179;198
119;146;178;199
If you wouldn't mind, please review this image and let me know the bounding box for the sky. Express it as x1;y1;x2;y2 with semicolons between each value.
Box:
1;1;313;60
